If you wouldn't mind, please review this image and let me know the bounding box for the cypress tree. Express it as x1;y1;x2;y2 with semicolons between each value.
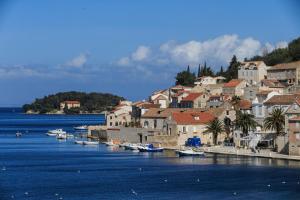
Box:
197;64;201;77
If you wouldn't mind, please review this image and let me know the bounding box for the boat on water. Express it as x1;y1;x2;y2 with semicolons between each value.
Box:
124;143;139;150
56;133;67;140
74;125;88;130
83;141;99;145
66;134;74;138
74;140;85;145
46;129;66;136
16;132;22;137
138;144;164;152
177;149;205;156
119;142;130;148
103;140;119;147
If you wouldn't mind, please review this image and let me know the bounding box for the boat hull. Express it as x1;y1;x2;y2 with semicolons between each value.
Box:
83;141;99;145
177;150;204;157
74;140;84;145
138;147;164;152
46;133;57;136
124;145;138;150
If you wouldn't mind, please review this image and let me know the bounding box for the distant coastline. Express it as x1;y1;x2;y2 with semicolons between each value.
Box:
25;109;107;115
22;91;124;115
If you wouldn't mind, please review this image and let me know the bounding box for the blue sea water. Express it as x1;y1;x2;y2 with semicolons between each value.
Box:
1;108;300;200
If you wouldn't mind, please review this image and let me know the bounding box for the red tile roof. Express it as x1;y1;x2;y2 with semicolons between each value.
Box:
223;79;243;88
238;99;252;110
257;90;272;96
172;112;215;125
289;116;300;121
152;94;168;101
264;94;300;105
261;79;286;88
268;61;300;70
142;108;205;118
181;93;202;101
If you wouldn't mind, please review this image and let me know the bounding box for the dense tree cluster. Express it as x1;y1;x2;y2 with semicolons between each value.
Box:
22;91;125;114
197;62;214;77
247;37;300;66
175;66;196;86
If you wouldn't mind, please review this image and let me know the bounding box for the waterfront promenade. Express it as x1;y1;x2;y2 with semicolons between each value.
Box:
202;146;300;161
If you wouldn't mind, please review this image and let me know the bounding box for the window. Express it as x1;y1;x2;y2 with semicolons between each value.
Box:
144;121;149;128
110;116;113;120
259;106;262;115
226;110;229;115
183;126;186;133
154;119;157;129
110;122;113;126
144;136;148;142
296;133;300;140
115;122;118;126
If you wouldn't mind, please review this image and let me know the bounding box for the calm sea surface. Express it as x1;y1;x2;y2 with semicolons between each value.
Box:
1;108;300;200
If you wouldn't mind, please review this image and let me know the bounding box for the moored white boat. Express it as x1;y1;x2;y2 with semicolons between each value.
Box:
16;132;22;137
46;129;66;136
74;125;88;130
104;141;119;146
67;134;74;138
74;140;85;145
177;149;205;156
56;133;67;140
124;143;139;150
83;141;99;145
138;144;164;152
119;142;130;148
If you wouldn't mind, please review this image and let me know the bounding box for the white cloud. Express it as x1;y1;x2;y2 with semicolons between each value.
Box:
65;53;88;68
131;46;151;61
116;34;288;69
117;46;151;66
276;41;288;49
117;57;130;66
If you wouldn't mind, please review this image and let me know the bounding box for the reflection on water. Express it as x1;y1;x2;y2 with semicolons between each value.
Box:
110;147;300;169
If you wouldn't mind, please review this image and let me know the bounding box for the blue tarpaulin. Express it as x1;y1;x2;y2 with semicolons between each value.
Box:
185;137;201;147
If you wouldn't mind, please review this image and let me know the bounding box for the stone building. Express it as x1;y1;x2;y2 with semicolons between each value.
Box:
238;61;268;85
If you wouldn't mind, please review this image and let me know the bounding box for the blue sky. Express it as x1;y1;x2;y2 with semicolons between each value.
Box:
0;0;299;106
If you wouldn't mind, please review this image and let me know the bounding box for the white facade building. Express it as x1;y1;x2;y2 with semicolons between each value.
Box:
238;61;268;85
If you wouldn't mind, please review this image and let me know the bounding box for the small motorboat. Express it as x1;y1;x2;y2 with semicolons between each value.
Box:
74;140;85;145
83;141;99;145
138;144;164;152
119;142;130;148
124;143;139;150
103;141;119;147
16;132;22;137
56;133;67;140
66;134;74;138
46;129;66;136
74;125;88;130
177;149;205;156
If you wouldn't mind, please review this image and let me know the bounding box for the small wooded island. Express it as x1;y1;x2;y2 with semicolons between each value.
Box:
22;91;125;114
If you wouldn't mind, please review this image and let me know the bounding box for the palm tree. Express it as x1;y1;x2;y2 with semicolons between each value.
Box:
235;111;257;136
263;108;285;149
204;118;224;145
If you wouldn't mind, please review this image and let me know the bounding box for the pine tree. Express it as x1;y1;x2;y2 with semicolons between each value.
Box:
225;55;240;81
197;64;201;77
220;66;224;75
203;62;207;75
